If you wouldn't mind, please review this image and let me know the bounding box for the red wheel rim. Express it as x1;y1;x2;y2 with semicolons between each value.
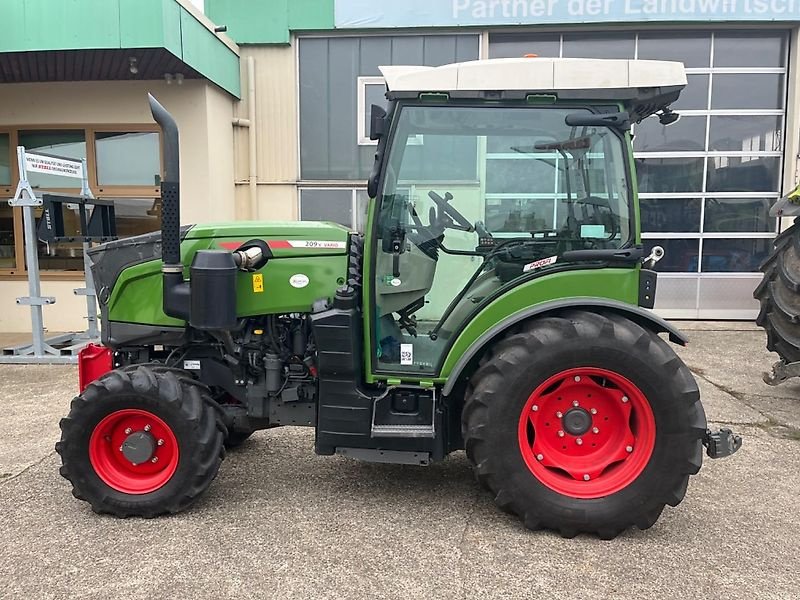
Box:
89;409;179;494
518;367;656;499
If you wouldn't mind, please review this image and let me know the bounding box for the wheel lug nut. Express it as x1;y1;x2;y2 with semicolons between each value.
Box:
626;445;633;453
157;439;164;446
532;404;539;412
558;430;565;437
621;396;629;403
118;445;124;452
583;474;590;481
592;427;599;434
556;411;563;418
536;453;544;461
590;408;597;415
151;456;158;463
574;376;581;382
124;428;132;435
572;400;579;407
576;438;583;446
144;424;152;432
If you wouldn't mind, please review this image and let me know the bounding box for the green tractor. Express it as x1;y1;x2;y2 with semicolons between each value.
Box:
57;57;740;538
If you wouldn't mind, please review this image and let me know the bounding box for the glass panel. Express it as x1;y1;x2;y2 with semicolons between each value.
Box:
95;132;161;186
711;74;784;110
375;104;633;372
643;238;700;272
703;198;775;233
633;116;706;152
640;199;701;233
19;130;86;190
300;189;353;228
0;132;10;186
113;198;162;237
489;33;560;58
0;202;14;268
713;32;787;68
673;74;709;111
562;33;634;59
635;157;705;193
701;238;772;272
708;115;783;153
355;189;370;233
637;32;711;67
706;156;781;193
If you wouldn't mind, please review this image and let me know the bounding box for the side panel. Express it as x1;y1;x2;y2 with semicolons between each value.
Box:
437;268;641;380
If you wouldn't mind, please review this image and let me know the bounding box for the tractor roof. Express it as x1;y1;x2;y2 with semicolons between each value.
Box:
379;58;686;121
380;57;686;95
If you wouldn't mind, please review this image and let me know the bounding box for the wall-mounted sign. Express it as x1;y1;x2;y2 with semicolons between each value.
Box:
335;0;800;28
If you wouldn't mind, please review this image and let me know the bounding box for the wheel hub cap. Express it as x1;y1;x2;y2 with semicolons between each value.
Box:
518;367;656;499
562;407;591;436
121;431;155;465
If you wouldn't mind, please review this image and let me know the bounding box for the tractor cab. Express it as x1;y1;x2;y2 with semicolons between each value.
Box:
367;58;684;374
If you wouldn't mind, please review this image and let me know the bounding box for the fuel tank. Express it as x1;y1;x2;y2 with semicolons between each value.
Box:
90;221;351;331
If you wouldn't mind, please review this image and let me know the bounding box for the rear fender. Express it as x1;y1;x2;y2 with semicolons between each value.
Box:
441;298;687;396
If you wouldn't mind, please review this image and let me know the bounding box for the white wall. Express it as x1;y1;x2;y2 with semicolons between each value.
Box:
0;79;236;332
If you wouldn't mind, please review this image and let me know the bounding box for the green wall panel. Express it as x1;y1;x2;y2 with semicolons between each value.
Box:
1;0;121;52
180;6;241;97
206;0;334;44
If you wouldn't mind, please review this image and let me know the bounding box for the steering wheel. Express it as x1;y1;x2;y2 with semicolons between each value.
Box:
428;191;474;232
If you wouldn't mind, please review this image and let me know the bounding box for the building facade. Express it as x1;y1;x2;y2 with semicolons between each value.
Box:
1;0;798;331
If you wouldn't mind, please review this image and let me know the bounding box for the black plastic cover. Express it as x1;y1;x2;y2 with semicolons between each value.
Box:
189;250;237;330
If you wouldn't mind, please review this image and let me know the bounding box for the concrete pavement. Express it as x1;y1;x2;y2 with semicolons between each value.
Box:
0;323;798;599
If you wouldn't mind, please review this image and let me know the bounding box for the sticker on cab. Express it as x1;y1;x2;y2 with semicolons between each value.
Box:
522;256;558;273
289;273;310;288
252;273;264;293
400;343;413;366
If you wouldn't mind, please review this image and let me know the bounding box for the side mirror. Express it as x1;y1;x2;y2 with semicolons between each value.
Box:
369;104;388;140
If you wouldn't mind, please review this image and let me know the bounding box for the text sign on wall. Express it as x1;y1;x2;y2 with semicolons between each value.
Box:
24;152;84;179
335;0;800;28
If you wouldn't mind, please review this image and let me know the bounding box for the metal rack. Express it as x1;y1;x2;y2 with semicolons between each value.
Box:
1;147;116;364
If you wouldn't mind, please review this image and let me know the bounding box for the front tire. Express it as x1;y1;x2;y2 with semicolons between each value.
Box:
462;311;706;539
57;366;226;517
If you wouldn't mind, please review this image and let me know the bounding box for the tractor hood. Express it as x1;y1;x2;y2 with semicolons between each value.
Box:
89;220;353;342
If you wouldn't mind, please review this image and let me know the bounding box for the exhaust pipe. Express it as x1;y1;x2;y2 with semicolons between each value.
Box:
148;94;190;321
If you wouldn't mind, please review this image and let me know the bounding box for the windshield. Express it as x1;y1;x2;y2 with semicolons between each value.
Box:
372;103;633;373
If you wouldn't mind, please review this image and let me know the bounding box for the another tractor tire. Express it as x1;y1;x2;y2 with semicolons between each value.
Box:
754;219;800;363
462;311;706;539
56;365;226;517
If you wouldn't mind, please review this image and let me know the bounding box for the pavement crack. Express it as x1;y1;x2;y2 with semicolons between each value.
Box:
1;450;56;486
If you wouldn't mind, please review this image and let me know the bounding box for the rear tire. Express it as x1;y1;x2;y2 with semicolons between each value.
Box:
754;219;800;363
56;365;226;517
462;311;706;539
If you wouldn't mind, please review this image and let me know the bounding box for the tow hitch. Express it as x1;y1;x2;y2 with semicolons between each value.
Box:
703;428;742;459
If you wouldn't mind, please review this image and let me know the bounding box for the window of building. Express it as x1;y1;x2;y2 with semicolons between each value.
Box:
299;188;369;232
95;132;161;188
1;126;162;275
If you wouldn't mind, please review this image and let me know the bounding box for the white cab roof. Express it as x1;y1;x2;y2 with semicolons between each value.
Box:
380;58;686;94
